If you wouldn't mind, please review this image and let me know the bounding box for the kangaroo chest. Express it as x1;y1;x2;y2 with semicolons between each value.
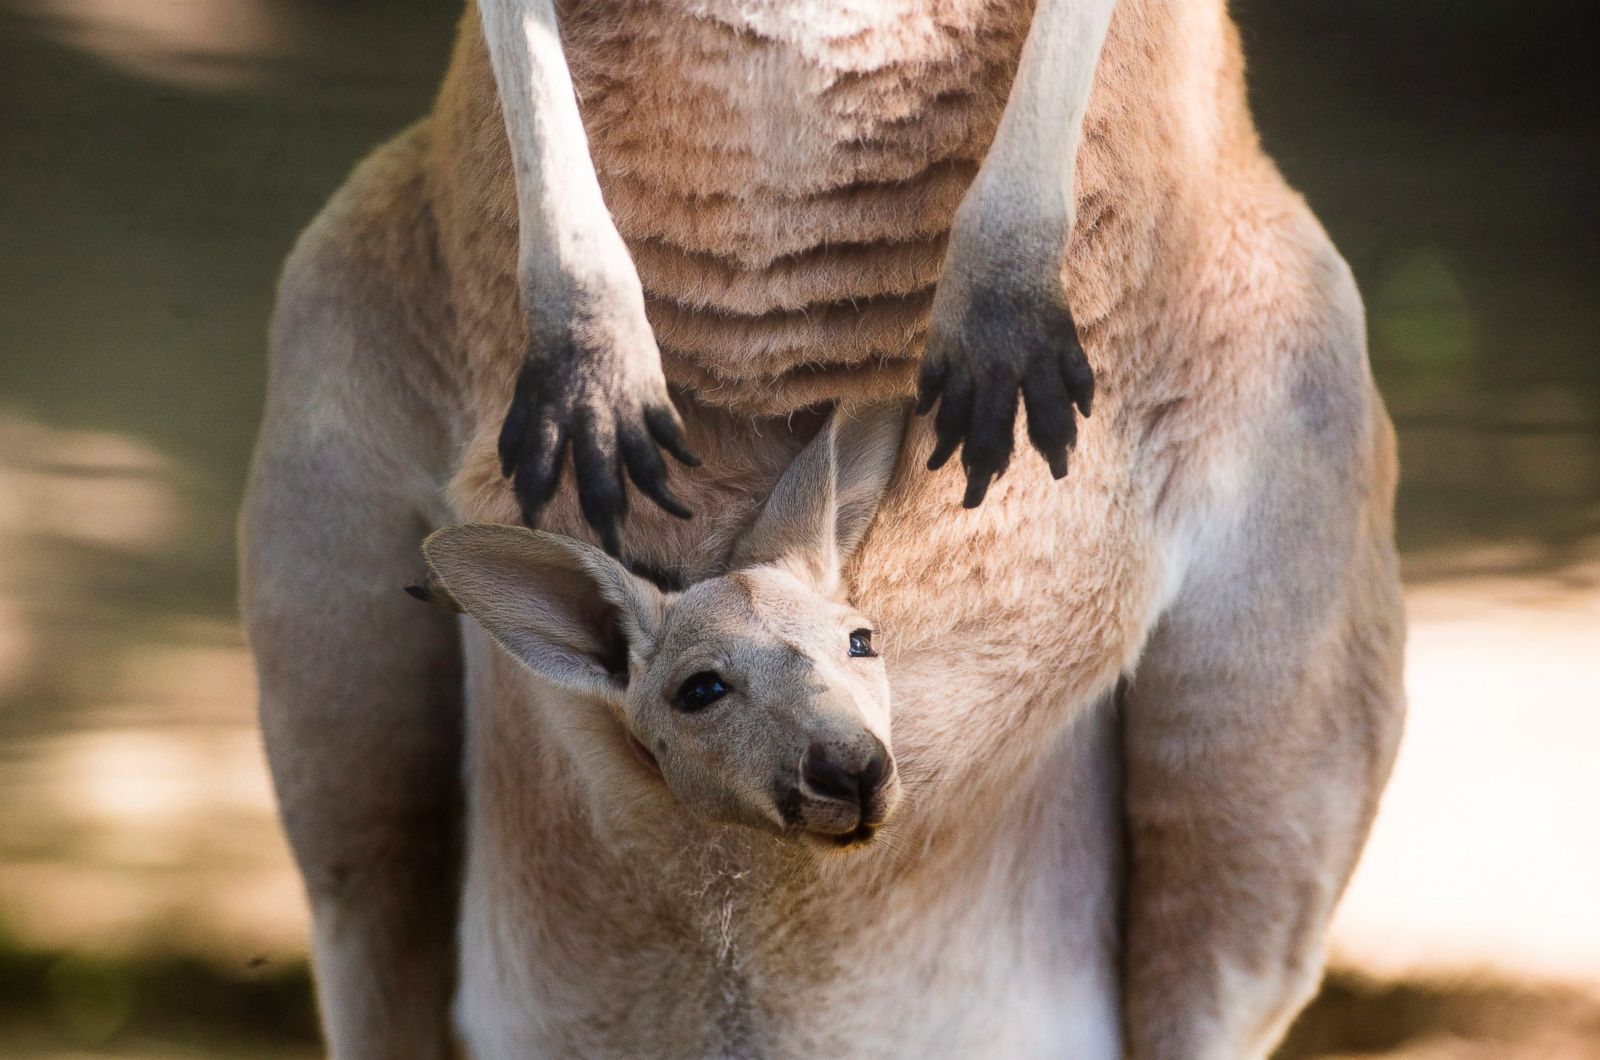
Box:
553;0;1037;412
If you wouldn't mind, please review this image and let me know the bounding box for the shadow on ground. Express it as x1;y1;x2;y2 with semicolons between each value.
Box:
4;935;1599;1060
0;937;315;1059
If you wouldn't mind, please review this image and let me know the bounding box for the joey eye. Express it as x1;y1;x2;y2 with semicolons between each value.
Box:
848;629;877;658
674;671;730;712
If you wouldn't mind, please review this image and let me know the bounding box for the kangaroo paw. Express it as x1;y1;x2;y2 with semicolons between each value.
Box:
916;280;1093;508
498;333;698;555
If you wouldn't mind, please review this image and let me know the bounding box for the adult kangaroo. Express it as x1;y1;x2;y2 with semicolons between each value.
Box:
239;0;1406;1055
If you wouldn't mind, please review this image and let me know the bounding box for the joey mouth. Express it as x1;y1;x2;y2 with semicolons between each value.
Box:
829;823;879;849
790;820;881;853
802;808;890;849
784;747;900;850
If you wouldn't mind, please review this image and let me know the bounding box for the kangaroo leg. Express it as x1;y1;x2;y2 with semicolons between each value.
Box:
916;0;1115;506
479;0;698;552
1121;401;1406;1058
240;138;463;1059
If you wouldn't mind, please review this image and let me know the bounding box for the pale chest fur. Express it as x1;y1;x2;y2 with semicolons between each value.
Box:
562;0;1034;203
560;0;1033;409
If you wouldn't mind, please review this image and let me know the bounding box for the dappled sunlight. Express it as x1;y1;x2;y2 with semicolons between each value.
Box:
0;411;305;959
0;415;184;555
0;413;194;712
0;596;31;703
10;0;295;92
0;652;306;960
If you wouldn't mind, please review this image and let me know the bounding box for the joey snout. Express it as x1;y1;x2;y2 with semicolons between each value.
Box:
788;735;901;846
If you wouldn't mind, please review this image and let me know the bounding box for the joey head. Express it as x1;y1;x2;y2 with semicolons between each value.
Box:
425;404;907;847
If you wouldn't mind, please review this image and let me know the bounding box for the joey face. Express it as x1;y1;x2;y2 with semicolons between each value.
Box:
423;403;909;850
619;567;899;846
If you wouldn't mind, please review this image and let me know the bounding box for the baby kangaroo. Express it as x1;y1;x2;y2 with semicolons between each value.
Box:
422;404;906;847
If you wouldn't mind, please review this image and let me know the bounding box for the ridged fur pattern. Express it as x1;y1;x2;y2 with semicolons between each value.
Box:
435;0;1064;414
567;0;1033;404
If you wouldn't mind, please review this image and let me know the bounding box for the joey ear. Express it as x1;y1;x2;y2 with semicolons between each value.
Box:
422;524;666;701
730;402;907;586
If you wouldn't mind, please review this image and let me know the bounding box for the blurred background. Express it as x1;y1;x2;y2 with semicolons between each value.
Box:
0;1;1595;1056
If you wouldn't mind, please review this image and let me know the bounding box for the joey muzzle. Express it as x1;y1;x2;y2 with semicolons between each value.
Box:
795;735;897;844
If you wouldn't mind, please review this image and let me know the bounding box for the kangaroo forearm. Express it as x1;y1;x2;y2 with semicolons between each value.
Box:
479;0;697;546
965;0;1116;242
478;0;623;288
917;0;1114;505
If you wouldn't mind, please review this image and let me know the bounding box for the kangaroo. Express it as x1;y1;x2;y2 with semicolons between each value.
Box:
239;0;1407;1056
421;407;907;848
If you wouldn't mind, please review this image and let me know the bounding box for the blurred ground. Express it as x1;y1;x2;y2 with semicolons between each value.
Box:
0;0;1596;1056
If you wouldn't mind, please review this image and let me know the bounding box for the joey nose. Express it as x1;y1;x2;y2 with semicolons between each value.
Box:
801;737;891;807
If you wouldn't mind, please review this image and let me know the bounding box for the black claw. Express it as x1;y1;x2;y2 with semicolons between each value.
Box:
926;434;960;473
645;404;701;468
511;417;567;528
915;353;948;417
1059;338;1094;419
961;471;994;509
499;351;707;541
621;424;693;520
1022;358;1076;480
918;283;1093;502
498;365;543;478
572;423;627;556
927;369;973;472
961;373;1019;497
498;414;525;481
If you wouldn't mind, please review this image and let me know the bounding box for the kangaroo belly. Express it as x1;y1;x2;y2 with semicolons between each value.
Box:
557;0;1035;411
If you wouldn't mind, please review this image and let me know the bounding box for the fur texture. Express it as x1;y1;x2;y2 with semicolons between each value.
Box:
240;1;1405;1056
